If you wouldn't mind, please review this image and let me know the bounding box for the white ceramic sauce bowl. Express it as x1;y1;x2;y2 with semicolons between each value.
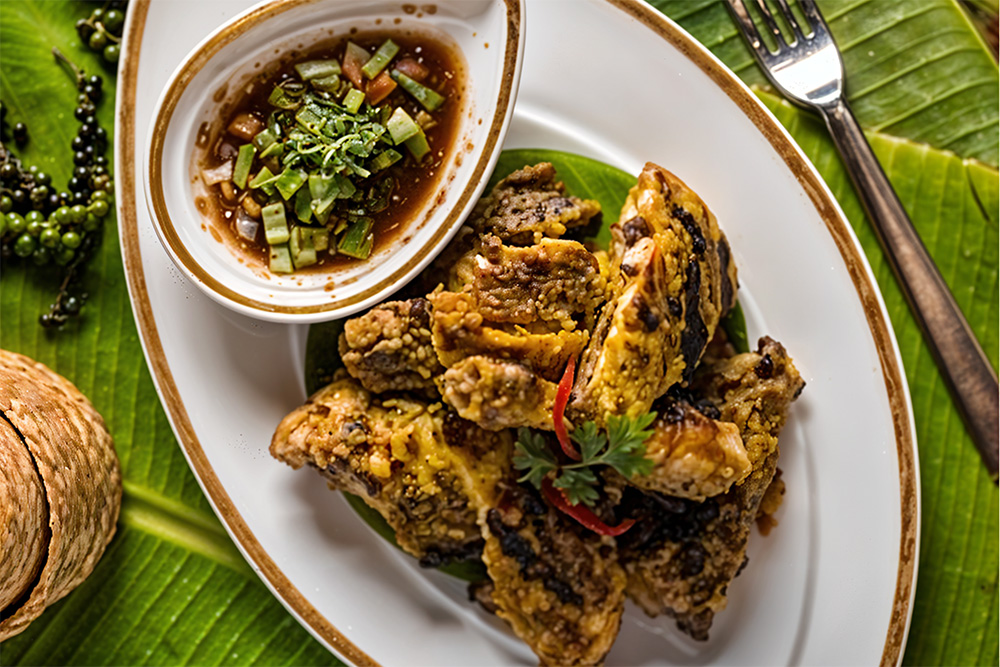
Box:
145;0;523;322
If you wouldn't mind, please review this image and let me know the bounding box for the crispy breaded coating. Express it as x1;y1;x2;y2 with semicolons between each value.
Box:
473;235;606;331
571;163;739;422
471;163;602;245
339;299;443;394
438;356;558;431
694;337;804;472
429;290;588;382
618;337;804;641
630;392;750;501
270;376;513;566
273;159;806;660
618;163;739;351
480;485;627;666
570;223;675;422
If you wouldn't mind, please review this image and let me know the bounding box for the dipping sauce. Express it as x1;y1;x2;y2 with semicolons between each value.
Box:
195;30;464;275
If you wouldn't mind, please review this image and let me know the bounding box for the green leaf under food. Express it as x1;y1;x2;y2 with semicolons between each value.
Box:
305;321;346;396
0;2;338;665
721;300;750;353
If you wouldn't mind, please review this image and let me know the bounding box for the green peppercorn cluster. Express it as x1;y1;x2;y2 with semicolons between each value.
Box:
75;1;127;65
0;51;115;328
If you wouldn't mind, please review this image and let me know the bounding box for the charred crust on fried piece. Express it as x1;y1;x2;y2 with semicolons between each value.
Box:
680;259;708;383
621;215;652;244
469;162;602;245
619;337;804;640
339;298;444;395
471;235;606;330
480;484;627;665
270;161;806;661
717;240;735;314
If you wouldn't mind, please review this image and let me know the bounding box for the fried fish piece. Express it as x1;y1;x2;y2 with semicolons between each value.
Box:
694;337;804;475
437;356;558;431
570;163;739;422
471;162;602;245
429;290;588;382
473;235;606;331
618;163;739;353
618;337;804;640
339;298;443;395
630;391;750;501
270;375;513;566
479;484;627;666
569;220;674;422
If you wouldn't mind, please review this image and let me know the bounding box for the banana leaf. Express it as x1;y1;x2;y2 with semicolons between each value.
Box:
0;1;996;665
0;2;338;665
659;0;999;166
659;3;998;663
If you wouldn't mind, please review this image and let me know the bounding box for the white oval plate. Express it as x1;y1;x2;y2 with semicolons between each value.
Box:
118;0;919;665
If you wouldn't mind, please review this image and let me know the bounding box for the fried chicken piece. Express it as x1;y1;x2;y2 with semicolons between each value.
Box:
569;222;675;422
437;356;558;431
694;337;804;470
429;290;588;382
570;163;739;422
416;161;603;296
618;163;739;351
270;375;513;566
630;391;750;501
471;162;602;245
339;299;443;394
479;485;627;666
473;235;606;331
618;337;804;640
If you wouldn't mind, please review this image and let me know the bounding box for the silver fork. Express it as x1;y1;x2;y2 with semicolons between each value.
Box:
726;0;999;480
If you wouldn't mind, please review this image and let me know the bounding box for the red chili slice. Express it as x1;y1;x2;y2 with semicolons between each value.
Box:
542;478;636;537
552;356;579;461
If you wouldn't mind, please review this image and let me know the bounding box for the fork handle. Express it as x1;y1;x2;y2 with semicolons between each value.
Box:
820;99;999;481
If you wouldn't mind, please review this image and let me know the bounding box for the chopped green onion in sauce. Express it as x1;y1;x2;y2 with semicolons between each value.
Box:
195;32;462;274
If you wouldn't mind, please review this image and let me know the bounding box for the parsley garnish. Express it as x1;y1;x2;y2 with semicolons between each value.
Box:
513;413;657;507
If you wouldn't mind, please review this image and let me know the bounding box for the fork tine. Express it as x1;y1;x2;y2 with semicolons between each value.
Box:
726;0;766;52
796;0;830;34
771;0;806;43
748;0;788;49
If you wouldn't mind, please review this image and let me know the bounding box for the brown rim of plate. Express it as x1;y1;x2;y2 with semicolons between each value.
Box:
145;0;523;315
119;1;919;666
602;5;918;667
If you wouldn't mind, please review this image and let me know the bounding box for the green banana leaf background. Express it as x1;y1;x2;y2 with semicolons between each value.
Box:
1;0;996;664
